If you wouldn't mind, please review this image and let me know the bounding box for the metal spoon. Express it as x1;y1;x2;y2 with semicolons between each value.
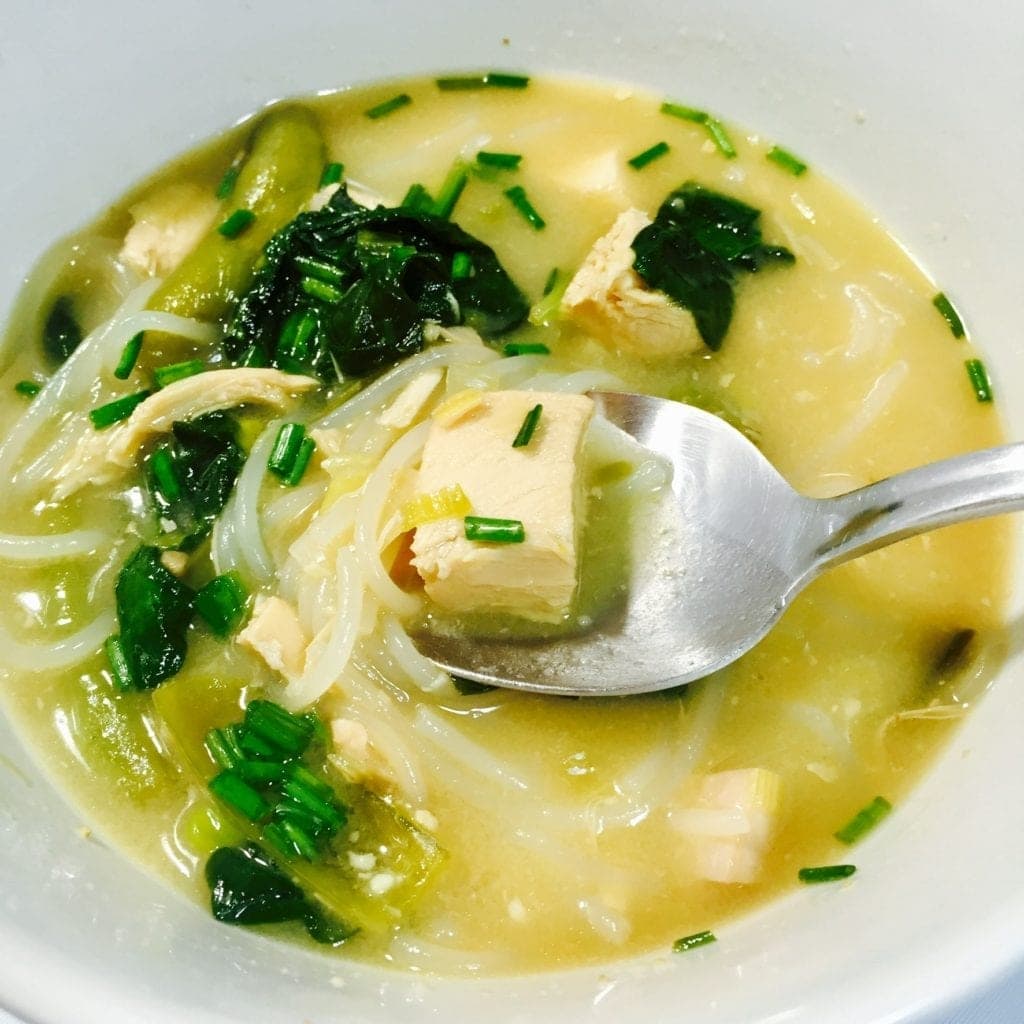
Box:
411;391;1019;697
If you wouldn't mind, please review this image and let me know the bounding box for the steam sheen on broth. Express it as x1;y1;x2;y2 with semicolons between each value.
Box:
0;75;1010;974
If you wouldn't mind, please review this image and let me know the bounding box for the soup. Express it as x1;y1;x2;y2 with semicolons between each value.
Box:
0;73;1009;975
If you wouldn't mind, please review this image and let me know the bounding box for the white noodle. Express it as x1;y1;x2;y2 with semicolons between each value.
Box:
289;493;359;567
0;529;108;562
224;420;280;586
375;614;450;694
520;369;624;394
283;546;363;710
353;422;429;617
0;611;115;671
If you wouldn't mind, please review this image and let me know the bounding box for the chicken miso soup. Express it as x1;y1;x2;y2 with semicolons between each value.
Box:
0;73;1009;974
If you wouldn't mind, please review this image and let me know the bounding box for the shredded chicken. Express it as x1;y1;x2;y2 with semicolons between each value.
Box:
52;368;318;498
330;717;402;794
562;208;703;359
119;182;219;278
237;594;309;680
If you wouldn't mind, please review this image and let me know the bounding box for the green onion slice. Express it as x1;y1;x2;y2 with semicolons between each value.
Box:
89;390;151;430
268;423;307;478
436;72;530;91
401;182;434;212
114;331;144;380
672;930;717;953
209;770;271;822
285;436;317;486
104;634;135;691
504;185;546;230
218;209;256;239
660;101;709;123
933;292;965;339
766;145;808;176
704;117;737;158
430;161;469;220
965;358;993;403
195;572;249;637
216;159;242;200
834;796;892;845
154;359;205;388
319;161;344;188
365;93;412;119
628;141;670;170
301;277;344;304
14;380;41;398
503;341;550;357
798;864;857;884
464;516;526;544
476;150;522;169
149;447;182;503
512;403;543;448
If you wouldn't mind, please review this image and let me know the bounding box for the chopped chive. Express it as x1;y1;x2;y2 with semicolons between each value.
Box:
464;515;526;544
195;572;249;637
628;141;670;170
218;209;256;239
319;161;344;188
236;760;290;785
149;447;182;503
293;255;344;286
437;72;530;91
245;699;316;758
767;145;808;176
503;341;550;357
451;251;474;280
301;277;344;304
365;93;412;119
216;159;242;200
660;101;709;123
798;864;857;884
401;182;434;212
289;764;335;801
504;185;546;230
672;930;717;953
209;770;271;822
113;331;144;380
704;117;737;158
268;422;306;477
451;674;497;696
430;162;469;220
933;292;965;339
512;403;543;448
205;725;246;771
272;819;321;861
89;389;151;430
835;796;892;845
282;778;345;830
277;309;319;361
239;729;281;761
154;358;205;388
542;267;560;296
104;634;135;691
285;436;316;486
476;150;523;170
14;380;41;398
965;358;993;403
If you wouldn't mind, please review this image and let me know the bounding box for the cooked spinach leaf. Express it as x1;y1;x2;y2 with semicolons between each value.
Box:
205;842;358;945
632;182;794;350
113;545;195;690
226;185;529;380
146;411;244;550
42;295;83;365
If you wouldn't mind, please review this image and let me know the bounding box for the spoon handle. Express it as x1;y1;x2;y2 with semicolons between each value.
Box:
808;442;1024;570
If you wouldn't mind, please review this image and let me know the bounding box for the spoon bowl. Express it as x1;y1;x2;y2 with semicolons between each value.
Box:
412;391;1024;696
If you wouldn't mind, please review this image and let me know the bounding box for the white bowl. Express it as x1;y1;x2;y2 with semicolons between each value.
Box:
1;2;1022;1022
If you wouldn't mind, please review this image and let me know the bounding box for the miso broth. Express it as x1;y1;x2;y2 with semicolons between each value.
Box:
0;74;1010;974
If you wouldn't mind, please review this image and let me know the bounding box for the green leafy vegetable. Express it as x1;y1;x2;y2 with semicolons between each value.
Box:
146;412;245;550
42;295;83;365
110;545;195;690
226;186;529;379
834;796;892;845
631;182;794;350
451;675;497;696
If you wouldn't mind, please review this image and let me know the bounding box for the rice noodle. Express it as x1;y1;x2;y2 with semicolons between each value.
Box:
0;611;115;671
0;529;108;562
288;493;359;567
519;369;624;394
353;422;429;617
282;546;363;710
374;614;450;694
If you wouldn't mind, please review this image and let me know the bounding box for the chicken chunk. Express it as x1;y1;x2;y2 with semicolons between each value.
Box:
52;368;318;498
411;390;593;623
119;182;220;278
669;768;781;884
562;208;703;359
237;595;309;680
